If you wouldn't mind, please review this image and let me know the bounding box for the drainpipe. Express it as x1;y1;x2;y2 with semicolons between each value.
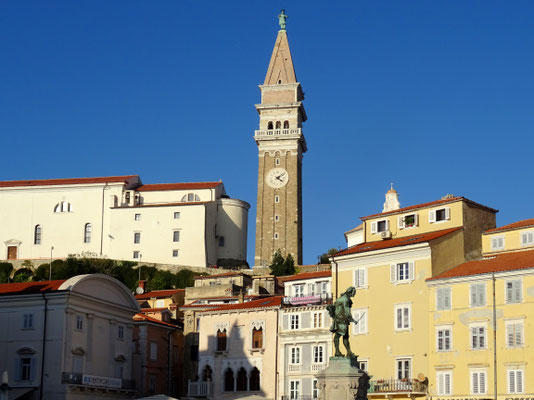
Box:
492;273;497;400
100;183;109;256
39;293;49;400
275;308;279;400
331;256;338;299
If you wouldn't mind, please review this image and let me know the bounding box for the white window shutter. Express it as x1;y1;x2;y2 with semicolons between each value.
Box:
516;324;523;346
445;207;451;220
479;285;485;306
515;283;521;302
358;268;365;287
409;262;415;281
437;290;444;310
429;210;436;223
480;372;486;394
308;283;314;294
507;325;514;347
371;221;377;234
445;373;451;394
470;287;476;307
516;370;523;393
360;312;367;333
438;373;444;394
509;370;515;393
385;219;390;231
354;270;359;287
414;213;419;226
390;264;397;283
398;216;404;229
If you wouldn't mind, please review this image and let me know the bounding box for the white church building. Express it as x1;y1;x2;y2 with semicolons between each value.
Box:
0;175;249;268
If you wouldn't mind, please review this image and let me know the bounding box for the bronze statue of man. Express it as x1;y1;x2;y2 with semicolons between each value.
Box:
278;10;288;30
327;286;358;358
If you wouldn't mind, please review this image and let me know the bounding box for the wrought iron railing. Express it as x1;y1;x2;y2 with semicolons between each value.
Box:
369;379;427;394
283;293;333;306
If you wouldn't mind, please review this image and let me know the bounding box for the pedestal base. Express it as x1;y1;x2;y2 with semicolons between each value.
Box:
315;356;370;400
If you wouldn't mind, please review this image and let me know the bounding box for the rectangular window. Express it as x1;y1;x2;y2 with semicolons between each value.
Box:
506;280;522;303
436;287;451;310
313;312;323;328
173;230;180;242
173;212;180;219
377;220;388;232
351;309;367;335
150;342;158;360
149;374;157;393
290;347;300;364
172;249;179;257
133;251;140;259
399;213;418;229
437;371;452;395
471;325;486;349
156;299;165;307
290;314;300;330
354;268;366;288
521;231;534;246
390;262;414;283
470;283;486;307
437;328;452;351
491;236;504;251
289;380;300;400
313;379;318;399
134;232;141;244
134;213;141;221
394;305;411;330
313;345;324;363
471;369;487;395
294;285;304;297
508;369;524;394
76;315;83;331
506;321;524;348
19;357;32;381
118;325;124;340
23;313;34;329
275;195;280;203
396;358;411;379
429;207;450;223
359;360;368;372
275;214;279;221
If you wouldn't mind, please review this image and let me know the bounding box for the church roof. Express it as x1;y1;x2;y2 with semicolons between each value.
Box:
199;296;283;313
279;270;331;283
0;175;138;188
264;30;297;85
137;182;222;191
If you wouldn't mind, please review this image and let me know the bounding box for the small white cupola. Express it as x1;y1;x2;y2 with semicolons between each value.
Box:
383;183;401;212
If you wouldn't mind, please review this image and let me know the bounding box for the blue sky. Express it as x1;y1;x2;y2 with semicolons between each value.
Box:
1;1;533;266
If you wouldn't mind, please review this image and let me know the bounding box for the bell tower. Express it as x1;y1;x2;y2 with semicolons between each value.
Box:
254;12;307;266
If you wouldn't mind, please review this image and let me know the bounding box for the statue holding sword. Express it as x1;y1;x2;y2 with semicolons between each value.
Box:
327;286;363;358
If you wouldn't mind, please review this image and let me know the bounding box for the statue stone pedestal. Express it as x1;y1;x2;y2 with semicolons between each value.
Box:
316;356;370;400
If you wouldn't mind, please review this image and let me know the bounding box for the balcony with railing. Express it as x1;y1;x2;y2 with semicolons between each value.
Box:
254;128;302;137
283;293;332;306
368;379;427;397
188;380;214;397
61;372;135;391
281;396;316;400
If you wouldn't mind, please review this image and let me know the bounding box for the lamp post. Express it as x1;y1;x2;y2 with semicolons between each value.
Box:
0;370;9;400
49;246;54;281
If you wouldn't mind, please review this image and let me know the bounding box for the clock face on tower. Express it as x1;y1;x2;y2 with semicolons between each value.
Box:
266;167;289;189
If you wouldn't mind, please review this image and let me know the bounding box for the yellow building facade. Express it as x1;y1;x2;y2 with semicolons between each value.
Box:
331;193;497;399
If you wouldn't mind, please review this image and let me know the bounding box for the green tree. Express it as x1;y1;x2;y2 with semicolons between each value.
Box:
269;250;296;277
318;248;339;264
0;262;13;283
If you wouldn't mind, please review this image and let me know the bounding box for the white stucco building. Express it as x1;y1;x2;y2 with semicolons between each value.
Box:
0;175;249;268
0;274;140;399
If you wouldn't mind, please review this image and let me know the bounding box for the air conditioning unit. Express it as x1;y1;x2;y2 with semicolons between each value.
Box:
380;230;392;239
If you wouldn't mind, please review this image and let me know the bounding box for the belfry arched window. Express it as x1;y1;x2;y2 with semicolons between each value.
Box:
181;193;200;202
267;121;274;130
84;223;92;243
217;329;227;351
34;225;42;245
252;327;263;349
54;201;72;213
283;120;289;129
275;121;281;129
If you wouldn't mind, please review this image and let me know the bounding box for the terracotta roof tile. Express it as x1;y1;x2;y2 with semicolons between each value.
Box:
485;218;534;234
279;270;331;283
361;197;497;220
140;307;169;312
428;249;534;281
0;175;138;188
194;271;247;280
135;289;184;300
0;280;66;295
333;227;462;257
137;182;221;191
133;313;179;328
200;296;282;313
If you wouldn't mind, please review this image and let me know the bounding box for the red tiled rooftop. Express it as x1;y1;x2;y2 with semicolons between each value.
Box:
0;280;66;295
200;296;283;313
140;307;169;313
333;227;462;257
0;175;138;188
361;197;497;220
137;182;221;191
194;271;248;280
135;289;184;300
428;249;534;281
133;313;179;328
279;270;331;283
485;218;534;234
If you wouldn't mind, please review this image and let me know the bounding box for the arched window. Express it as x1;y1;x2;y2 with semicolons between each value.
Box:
34;225;41;245
217;329;227;351
252;327;263;349
283;120;289;129
249;367;260;391
218;236;225;247
267;121;274;130
275;121;281;129
236;367;248;391
84;223;92;243
224;368;234;392
54;201;72;213
181;193;200;202
202;365;213;382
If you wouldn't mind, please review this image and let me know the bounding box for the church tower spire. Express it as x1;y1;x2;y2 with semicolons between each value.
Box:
254;11;307;266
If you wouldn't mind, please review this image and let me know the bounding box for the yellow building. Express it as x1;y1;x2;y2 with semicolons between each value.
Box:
427;218;534;399
331;191;497;399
